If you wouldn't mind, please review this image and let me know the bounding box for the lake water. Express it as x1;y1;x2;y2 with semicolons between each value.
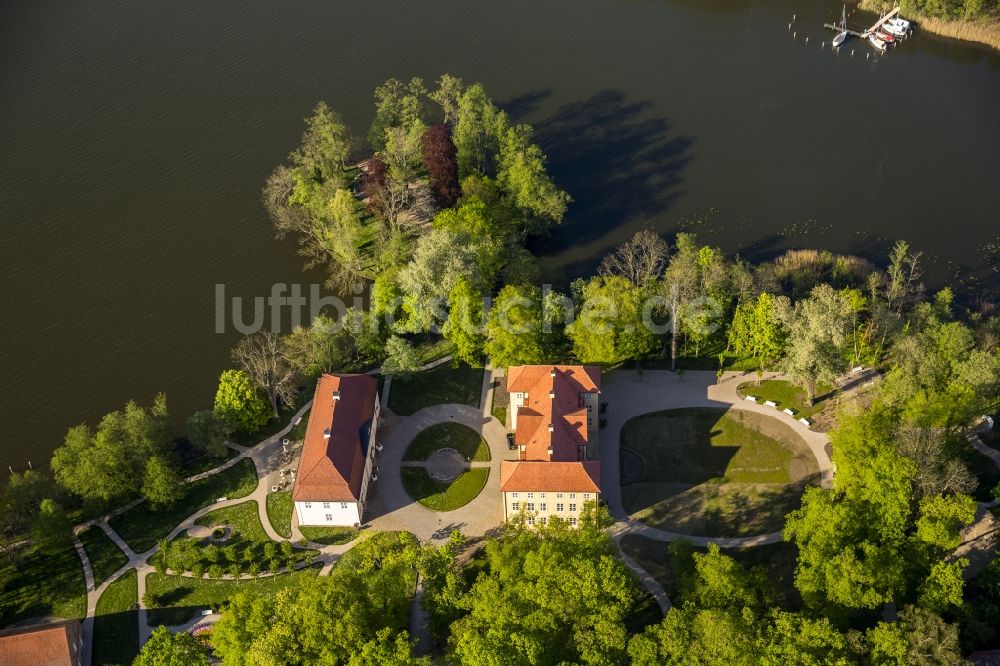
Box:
1;0;998;477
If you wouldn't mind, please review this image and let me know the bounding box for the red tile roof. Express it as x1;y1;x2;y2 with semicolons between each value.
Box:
292;374;377;503
507;365;600;461
499;460;601;493
0;621;80;666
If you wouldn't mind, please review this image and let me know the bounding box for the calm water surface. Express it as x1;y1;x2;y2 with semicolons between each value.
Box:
1;0;998;475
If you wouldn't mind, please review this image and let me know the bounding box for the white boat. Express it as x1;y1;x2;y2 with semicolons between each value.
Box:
887;17;912;30
832;5;849;47
882;22;907;37
868;33;889;51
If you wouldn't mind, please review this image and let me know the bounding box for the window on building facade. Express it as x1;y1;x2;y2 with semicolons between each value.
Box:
512;492;518;498
304;502;312;509
540;493;546;499
325;514;333;521
569;503;577;512
323;502;330;509
527;516;535;526
539;517;547;525
527;492;534;498
527;502;535;511
569;493;576;499
569;517;578;526
540;503;547;512
584;493;591;500
511;502;519;511
556;503;564;512
340;503;348;510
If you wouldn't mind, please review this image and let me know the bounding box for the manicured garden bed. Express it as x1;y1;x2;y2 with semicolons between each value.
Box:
0;542;86;627
145;566;321;626
299;526;358;546
404;423;490;462
401;467;489;511
388;363;483;415
266;491;293;539
620;407;819;537
93;569;138;666
78;526;128;586
195;501;269;541
109;457;258;553
737;379;831;420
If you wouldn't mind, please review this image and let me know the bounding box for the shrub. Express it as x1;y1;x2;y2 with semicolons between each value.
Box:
190;562;205;579
280;541;294;558
208;565;224;579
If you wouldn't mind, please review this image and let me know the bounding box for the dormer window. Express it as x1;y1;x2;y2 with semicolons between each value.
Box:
549;391;555;399
548;423;554;432
323;428;331;439
550;369;557;377
332;391;341;401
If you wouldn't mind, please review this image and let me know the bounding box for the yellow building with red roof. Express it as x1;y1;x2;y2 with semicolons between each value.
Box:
500;365;602;527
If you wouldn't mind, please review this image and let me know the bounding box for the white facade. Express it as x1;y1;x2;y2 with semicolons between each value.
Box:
295;499;361;527
502;492;598;527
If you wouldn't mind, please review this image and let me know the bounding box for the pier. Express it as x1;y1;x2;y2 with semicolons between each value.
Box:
824;5;900;38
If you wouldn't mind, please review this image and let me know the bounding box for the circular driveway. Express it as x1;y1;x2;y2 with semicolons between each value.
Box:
365;403;517;541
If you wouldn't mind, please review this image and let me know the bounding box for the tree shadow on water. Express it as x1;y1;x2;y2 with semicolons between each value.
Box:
528;89;695;270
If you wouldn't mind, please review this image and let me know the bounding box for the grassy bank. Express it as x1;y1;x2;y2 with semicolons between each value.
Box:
266;491;293;539
859;0;1000;50
0;542;87;627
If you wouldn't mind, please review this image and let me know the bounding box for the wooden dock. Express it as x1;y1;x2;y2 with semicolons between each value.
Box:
823;5;900;38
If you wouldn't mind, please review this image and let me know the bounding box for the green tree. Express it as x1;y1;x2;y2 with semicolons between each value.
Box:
660;233;703;371
291;101;351;184
134;625;211;666
453;83;503;178
495;123;570;224
728;292;787;377
142;456;184;507
382;335;421;375
565;275;658;364
51;395;171;503
628;607;758;666
484;284;547;368
429;73;464;124
30;499;72;552
867;605;964;666
232;332;298;418
778;284;855;403
282;314;348;378
186;410;231;459
213;369;271;434
918;558;967;613
442;277;486;365
914;494;977;551
368;77;427;151
0;469;52;563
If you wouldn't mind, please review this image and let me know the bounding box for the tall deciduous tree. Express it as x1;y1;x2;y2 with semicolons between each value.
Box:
429;74;464;125
421;124;459;208
453;83;503;178
442;277;486;366
598;230;670;287
495;123;570;225
660;233;702;371
728;292;787;378
142;456;184;508
51;395;172;503
231;332;298;418
566;275;658;364
484;284;548;368
290;101;352;184
30;498;72;552
213;369;271;434
381;335;422;376
134;626;211;666
186;410;231;459
867;605;964;666
368;77;428;151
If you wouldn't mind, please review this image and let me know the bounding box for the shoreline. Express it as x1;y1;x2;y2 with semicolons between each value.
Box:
858;0;1000;50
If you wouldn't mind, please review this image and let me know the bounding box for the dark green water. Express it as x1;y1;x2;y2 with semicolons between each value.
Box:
1;0;998;475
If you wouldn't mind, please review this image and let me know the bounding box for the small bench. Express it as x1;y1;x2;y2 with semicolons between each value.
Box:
783;408;795;416
799;417;812;427
764;400;778;408
744;396;758;403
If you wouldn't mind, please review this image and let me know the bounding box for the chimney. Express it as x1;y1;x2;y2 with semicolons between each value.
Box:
323;428;331;439
332;391;341;401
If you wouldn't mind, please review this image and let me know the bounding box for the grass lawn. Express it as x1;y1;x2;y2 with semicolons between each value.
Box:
620;408;819;537
0;542;86;627
737;379;832;420
404;423;490;462
93;569;138;666
195;501;269;542
266;491;293;539
299;525;359;545
146;566;321;626
401;467;489;511
78;526;128;586
491;374;509;427
618;534;802;610
388;363;483;416
109;457;258;553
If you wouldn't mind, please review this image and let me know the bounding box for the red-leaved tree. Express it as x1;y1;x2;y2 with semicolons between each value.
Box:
360;155;389;217
420;124;459;208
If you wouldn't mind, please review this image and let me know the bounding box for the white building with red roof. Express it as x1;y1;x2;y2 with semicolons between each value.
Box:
500;365;602;527
292;373;379;527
